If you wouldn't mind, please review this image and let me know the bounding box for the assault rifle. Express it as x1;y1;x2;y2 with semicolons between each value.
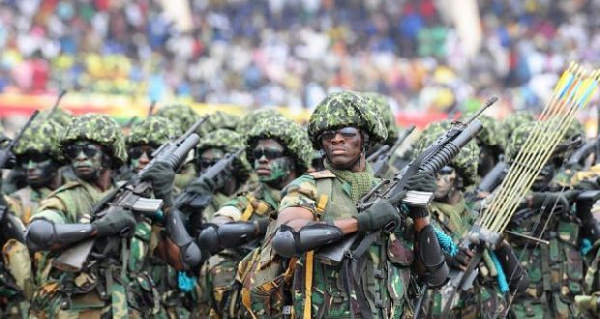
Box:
369;125;416;178
53;117;207;272
316;97;498;265
46;90;67;118
476;160;509;195
174;148;244;235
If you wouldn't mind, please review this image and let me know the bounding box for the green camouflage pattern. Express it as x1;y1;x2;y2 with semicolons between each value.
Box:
308;90;388;149
12;118;65;162
126;116;182;147
246;115;313;174
414;120;480;188
280;172;409;318
237;109;281;134
60;114;128;165
364;92;400;145
199;111;240;136
502;111;535;141
473;115;506;150
38;108;72;127
155;104;201;132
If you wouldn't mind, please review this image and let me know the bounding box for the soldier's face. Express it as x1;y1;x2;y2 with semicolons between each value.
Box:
64;141;106;181
434;166;457;200
531;161;556;191
320;127;363;169
252;139;294;183
128;144;157;173
197;148;226;173
18;151;58;188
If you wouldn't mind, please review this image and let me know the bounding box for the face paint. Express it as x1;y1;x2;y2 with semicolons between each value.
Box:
197;148;226;173
128;144;157;173
253;139;294;185
434;166;457;201
19;155;58;188
69;141;106;181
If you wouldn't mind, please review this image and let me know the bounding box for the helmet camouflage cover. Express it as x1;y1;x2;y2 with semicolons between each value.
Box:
199;111;240;136
308;91;388;149
506;118;584;162
155;104;201;132
13;118;65;162
246;115;313;175
237;109;281;134
472;115;506;151
197;129;251;181
60;114;128;166
364;92;400;145
503;111;535;141
414;120;480;188
39;108;72;127
126;116;182;147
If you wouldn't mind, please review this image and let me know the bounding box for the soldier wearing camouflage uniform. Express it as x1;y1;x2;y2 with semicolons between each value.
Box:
415;120;527;318
503;123;599;318
473;115;507;177
5;119;66;226
271;91;449;318
26;114;171;318
195;114;312;318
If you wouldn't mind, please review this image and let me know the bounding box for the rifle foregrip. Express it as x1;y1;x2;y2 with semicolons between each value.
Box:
419;120;482;174
159;134;200;170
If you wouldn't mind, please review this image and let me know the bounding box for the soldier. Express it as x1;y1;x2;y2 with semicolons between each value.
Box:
503;124;598;318
271;91;449;318
126;116;182;173
6;119;66;225
414;120;527;318
502;111;535;142
26;114;172;318
199;111;240;137
473;115;506;177
196;114;313;318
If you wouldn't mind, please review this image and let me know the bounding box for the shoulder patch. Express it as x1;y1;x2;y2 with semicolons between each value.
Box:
46;181;83;197
309;169;335;179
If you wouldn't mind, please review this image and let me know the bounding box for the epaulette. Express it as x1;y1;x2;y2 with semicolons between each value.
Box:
46;181;83;197
309;170;336;179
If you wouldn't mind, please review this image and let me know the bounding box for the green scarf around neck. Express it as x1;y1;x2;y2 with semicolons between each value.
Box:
324;160;374;203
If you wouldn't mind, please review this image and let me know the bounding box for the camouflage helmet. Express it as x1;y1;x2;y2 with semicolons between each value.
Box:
126;116;182;147
155;104;201;132
237;109;280;134
308;91;387;149
246;115;313;175
196;129;251;182
506;118;584;162
363;92;400;145
199;111;240;136
414;120;480;188
39;108;72;127
472;115;506;151
503;111;535;141
60;114;128;166
13;118;65;162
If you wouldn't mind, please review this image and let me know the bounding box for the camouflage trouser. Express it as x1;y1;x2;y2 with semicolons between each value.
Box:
206;250;241;318
509;291;580;319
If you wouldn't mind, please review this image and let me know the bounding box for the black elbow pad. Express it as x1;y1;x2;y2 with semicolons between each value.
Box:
197;224;221;255
414;225;449;288
272;223;344;258
495;241;529;293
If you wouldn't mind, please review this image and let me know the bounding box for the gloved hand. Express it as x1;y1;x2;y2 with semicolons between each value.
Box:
406;171;438;192
354;201;399;233
444;246;473;271
575;293;600;317
185;173;225;196
142;161;175;207
93;206;137;237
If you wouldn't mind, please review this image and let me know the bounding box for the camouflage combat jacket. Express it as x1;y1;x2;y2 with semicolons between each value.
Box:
6;186;53;226
278;170;412;319
29;179;160;319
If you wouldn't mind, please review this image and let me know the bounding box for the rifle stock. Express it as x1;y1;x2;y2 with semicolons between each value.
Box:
53;117;207;272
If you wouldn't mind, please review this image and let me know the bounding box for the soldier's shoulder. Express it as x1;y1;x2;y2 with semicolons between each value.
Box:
47;181;85;198
309;169;336;179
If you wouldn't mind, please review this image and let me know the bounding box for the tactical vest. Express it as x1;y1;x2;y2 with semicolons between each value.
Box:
293;170;411;319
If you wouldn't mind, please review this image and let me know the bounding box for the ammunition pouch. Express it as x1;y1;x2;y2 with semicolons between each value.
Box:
217;219;268;249
197;224;221;255
495;241;529;293
414;224;449;288
272;223;344;258
166;209;201;270
27;219;94;251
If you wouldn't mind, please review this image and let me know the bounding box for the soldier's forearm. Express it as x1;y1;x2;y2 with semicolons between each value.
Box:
27;219;94;251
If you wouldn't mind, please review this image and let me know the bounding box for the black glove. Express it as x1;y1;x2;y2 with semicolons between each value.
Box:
444;246;472;271
530;191;574;214
186;174;221;196
142;161;175;207
406;171;438;192
93;206;137;237
354;201;399;233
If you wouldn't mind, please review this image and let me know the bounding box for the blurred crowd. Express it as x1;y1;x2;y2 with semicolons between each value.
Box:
1;0;600;113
